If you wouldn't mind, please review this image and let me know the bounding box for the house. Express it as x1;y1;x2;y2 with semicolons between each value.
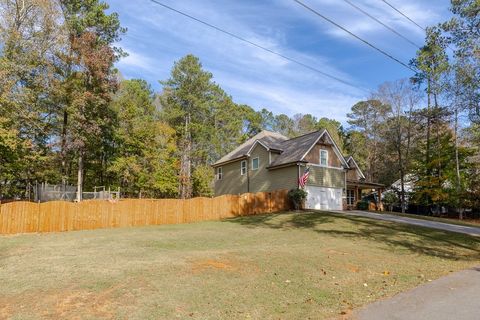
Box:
212;129;384;210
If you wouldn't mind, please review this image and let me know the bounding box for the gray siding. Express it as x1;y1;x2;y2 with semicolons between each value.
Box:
305;166;345;189
261;166;298;192
249;144;297;192
214;159;248;195
214;144;298;196
249;144;271;192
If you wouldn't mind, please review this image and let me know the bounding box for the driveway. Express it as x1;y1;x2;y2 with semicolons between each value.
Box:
334;210;480;237
353;266;480;320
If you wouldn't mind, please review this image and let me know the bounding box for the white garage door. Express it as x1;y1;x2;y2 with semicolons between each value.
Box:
305;186;343;210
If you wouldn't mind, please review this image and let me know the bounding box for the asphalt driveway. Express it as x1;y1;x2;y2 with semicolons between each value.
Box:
353;266;480;320
334;210;480;237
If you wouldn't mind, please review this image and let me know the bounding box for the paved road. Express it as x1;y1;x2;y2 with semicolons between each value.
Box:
353;266;480;320
334;210;480;237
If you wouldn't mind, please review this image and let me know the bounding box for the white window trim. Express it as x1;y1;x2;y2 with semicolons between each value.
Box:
308;163;344;170
251;157;259;170
347;189;355;205
216;167;223;180
240;160;247;175
320;149;328;167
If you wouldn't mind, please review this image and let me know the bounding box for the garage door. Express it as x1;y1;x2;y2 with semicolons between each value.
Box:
305;186;343;210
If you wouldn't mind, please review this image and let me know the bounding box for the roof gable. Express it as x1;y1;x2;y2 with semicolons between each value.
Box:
213;130;288;166
298;129;348;168
213;129;349;169
346;156;366;179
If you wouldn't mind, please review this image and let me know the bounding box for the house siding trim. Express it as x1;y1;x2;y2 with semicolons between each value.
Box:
300;129;348;167
304;166;345;189
308;163;344;170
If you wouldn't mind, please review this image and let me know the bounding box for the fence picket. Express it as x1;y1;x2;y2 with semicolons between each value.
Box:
0;189;290;235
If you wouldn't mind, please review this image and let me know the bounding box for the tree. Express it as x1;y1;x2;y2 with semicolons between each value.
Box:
272;114;295;137
0;0;62;198
317;117;345;152
374;79;420;212
409;26;452;210
109;79;177;198
292;113;317;136
160;55;249;198
347;99;390;182
54;0;125;200
441;0;480;123
192;164;214;197
344;130;368;172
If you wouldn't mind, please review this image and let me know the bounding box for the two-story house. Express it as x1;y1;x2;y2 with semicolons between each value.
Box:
212;129;384;210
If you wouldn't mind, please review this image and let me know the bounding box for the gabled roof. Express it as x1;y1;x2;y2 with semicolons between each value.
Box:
268;130;324;167
345;156;366;179
213;130;288;166
213;129;349;168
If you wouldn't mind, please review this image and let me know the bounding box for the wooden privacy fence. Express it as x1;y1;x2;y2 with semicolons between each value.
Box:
0;190;290;235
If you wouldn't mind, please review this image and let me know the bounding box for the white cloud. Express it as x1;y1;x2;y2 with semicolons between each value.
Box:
109;0;450;123
117;49;154;71
292;0;448;45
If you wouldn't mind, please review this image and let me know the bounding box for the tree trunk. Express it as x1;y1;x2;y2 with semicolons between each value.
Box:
398;129;406;213
454;107;462;219
425;78;432;207
434;93;442;180
76;151;83;202
61;110;68;187
179;114;192;199
426;78;431;176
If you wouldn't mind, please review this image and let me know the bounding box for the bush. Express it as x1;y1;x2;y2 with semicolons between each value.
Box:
357;201;369;210
288;188;308;210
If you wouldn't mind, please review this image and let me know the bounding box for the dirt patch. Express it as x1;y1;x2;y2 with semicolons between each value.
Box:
191;259;236;273
0;289;118;319
0;280;145;319
326;249;349;255
346;265;360;273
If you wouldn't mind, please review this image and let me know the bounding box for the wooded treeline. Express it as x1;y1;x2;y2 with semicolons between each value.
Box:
1;0;479;214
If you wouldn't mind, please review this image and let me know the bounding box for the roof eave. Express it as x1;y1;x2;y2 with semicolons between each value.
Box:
267;160;307;170
212;155;248;168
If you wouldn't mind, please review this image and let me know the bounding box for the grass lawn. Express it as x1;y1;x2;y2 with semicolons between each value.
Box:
1;211;479;320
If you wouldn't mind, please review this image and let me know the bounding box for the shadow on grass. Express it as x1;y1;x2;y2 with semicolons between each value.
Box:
225;211;480;262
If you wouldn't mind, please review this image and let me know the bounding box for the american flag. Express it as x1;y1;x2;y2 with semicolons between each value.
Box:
299;167;310;188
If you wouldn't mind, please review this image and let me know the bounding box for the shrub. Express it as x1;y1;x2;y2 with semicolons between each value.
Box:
288;188;308;210
357;201;369;210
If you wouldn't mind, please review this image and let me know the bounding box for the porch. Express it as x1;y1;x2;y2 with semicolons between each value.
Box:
345;180;385;211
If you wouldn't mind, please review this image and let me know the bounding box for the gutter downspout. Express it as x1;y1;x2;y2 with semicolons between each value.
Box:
247;157;250;193
297;163;301;189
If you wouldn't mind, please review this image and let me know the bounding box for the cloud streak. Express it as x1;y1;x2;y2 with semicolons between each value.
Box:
109;0;451;123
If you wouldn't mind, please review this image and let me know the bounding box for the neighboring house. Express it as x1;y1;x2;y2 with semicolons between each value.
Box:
212;129;384;210
386;173;416;204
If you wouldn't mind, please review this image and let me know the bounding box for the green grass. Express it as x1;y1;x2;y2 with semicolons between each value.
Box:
376;210;480;228
1;211;479;320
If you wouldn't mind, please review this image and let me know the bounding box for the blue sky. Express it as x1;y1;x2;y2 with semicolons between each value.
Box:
110;0;452;122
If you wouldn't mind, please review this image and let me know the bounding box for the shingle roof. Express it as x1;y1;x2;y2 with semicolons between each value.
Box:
268;131;324;167
213;129;334;168
213;130;288;165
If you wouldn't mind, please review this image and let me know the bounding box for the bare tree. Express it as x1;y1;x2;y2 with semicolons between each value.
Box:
375;79;421;212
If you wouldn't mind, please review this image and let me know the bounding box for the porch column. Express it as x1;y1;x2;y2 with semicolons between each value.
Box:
377;188;383;211
355;187;360;206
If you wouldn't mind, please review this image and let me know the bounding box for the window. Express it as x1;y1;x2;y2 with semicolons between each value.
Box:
252;157;259;170
347;189;355;205
240;160;247;175
320;149;328;166
216;167;223;180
